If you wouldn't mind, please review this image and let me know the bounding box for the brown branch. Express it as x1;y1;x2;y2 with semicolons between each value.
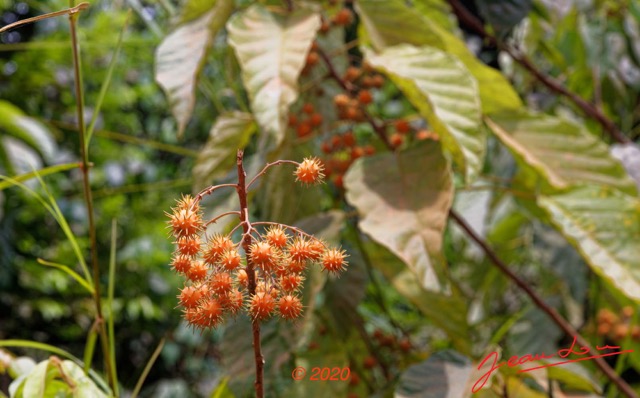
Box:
449;209;638;398
446;0;630;144
236;150;264;398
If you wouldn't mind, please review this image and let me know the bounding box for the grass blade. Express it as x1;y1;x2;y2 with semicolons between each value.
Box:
130;338;165;398
37;258;94;294
0;163;79;191
82;326;98;374
107;219;119;397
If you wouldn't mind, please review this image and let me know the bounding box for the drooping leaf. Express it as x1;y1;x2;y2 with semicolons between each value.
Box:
355;0;522;114
476;0;533;35
538;185;640;302
0;100;56;165
611;143;640;192
485;110;637;195
193;112;256;190
227;5;321;148
395;351;472;398
155;0;234;138
178;0;216;23
344;141;454;292
365;45;484;182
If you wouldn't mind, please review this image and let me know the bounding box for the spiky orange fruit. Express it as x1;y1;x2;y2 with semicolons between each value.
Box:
236;269;248;287
210;272;233;294
279;295;303;319
197;298;223;328
186;261;208;282
249;292;276;320
250;241;277;271
168;208;202;238
176;235;201;257
203;234;234;265
174;194;199;212
219;289;244;314
333;93;350;108
171;255;192;274
321;248;348;273
266;225;289;248
219;248;242;271
178;285;204;308
294;157;325;185
280;274;304;292
288;237;321;262
358;90;373;105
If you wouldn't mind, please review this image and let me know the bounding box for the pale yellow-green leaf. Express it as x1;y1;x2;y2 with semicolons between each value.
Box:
192;112;256;190
344;141;454;292
155;0;234;138
355;0;522;114
227;5;320;148
538;185;640;302
485;109;637;195
365;45;484;182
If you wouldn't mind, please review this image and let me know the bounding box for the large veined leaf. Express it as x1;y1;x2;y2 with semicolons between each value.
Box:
155;0;234;138
355;0;522;114
365;45;484;182
538;185;640;302
192;112;256;191
227;5;320;148
485;110;637;195
344;141;454;292
0;101;55;162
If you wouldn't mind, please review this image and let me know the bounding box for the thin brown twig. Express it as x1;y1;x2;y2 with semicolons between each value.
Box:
0;2;89;33
247;159;300;189
236;150;264;398
205;211;241;227
446;0;630;144
449;209;638;398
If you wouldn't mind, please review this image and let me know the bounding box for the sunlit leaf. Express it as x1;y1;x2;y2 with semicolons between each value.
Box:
227;5;321;148
193;112;256;190
365;45;484;182
344;141;454;291
356;0;522;114
395;351;472;398
485;110;637;195
155;0;234;138
538;185;640;302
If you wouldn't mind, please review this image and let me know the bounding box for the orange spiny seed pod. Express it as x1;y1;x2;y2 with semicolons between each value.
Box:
174;194;199;212
219;289;244;314
321;248;348;273
237;269;249;287
294;157;325;185
171;255;192;274
168;208;202;238
279;295;303;319
288;237;319;262
307;239;325;261
334;93;350;108
183;307;200;327
219;248;242;271
203;234;234;265
176;235;201;257
249;241;277;270
274;265;290;277
186;261;208;282
288;259;306;274
197;298;223;327
343;66;361;82
178;285;204;308
266;225;289;248
210;272;233;294
280;273;304;292
249;292;276;320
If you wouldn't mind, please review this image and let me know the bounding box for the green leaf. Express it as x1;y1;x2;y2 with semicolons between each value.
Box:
395;351;472;398
364;45;484;182
485;110;637;195
209;377;235;398
0;163;78;192
155;0;234;138
36;258;94;294
344;141;454;292
0;100;55;161
538;185;640;302
179;0;217;23
227;5;321;148
193;112;256;190
355;0;522;114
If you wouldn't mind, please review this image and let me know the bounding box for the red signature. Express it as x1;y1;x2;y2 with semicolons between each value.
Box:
472;336;633;393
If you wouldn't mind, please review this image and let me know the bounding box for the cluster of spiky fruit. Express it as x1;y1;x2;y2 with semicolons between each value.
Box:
596;307;640;342
166;160;347;330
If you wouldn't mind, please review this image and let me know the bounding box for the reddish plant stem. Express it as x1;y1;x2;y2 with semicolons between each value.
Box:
446;0;629;144
449;210;638;398
236;150;264;398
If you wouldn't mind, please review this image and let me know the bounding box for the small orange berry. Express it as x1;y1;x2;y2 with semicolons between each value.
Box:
279;295;303;319
361;75;373;88
311;41;319;51
334;93;350;108
320;20;330;34
614;324;629;340
237;269;248;287
597;309;617;325
333;8;354;26
398;338;412;352
632;326;640;340
333;174;344;189
358;90;373;105
249;292;276;320
288;114;298;127
302;103;315;114
306;51;320;67
597;322;611;336
343;66;361;82
622;306;634;318
321;141;332;154
342;131;356;147
310;113;323;127
363;356;377;369
371;74;385;88
321;248;348;273
389;133;404;148
294;157;325;185
296;121;313;138
363;145;375;156
343;106;359;120
351;146;364;160
394;119;411;134
349;373;360;386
